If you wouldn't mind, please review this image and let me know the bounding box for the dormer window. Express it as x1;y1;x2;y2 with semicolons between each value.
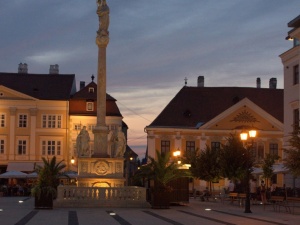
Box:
89;87;95;93
86;102;94;111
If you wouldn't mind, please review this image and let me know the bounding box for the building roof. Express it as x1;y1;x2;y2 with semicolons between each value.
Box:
288;14;300;28
149;86;283;128
70;81;122;117
0;72;76;100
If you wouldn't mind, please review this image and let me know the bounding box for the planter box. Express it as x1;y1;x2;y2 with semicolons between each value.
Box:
151;191;170;209
35;193;53;209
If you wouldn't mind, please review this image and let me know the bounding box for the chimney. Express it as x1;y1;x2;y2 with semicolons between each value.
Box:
18;63;28;73
80;81;85;90
269;78;277;89
49;64;59;74
197;76;204;87
256;77;261;88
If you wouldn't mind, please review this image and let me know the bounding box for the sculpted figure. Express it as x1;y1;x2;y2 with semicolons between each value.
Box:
115;127;126;157
76;126;90;157
97;0;110;36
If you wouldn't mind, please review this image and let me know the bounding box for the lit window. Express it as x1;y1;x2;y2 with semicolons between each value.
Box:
74;124;81;130
88;124;95;131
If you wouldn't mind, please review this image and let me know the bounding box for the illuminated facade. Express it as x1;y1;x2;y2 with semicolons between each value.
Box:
145;77;284;191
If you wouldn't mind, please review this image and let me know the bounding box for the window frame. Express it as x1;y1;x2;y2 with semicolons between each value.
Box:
42;114;62;128
211;141;221;151
0;113;6;127
269;143;279;156
293;64;299;85
17;139;27;155
161;140;170;155
0;139;4;154
41;139;62;156
86;102;94;111
18;113;28;128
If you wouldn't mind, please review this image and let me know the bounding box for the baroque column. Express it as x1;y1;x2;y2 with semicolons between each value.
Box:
93;0;110;157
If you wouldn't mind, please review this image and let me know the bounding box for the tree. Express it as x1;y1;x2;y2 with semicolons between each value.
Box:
186;146;221;192
134;150;191;208
219;133;254;182
283;128;300;178
32;156;66;209
261;153;280;189
135;150;191;191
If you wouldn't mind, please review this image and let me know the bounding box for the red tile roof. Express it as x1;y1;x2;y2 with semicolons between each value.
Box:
149;86;283;128
70;81;122;117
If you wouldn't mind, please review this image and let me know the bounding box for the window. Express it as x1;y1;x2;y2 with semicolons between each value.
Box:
74;124;81;130
42;114;62;128
18;114;28;128
293;64;299;85
17;140;27;155
211;142;220;151
250;142;257;158
0;114;5;127
161;140;170;155
186;141;195;156
269;143;278;156
89;87;94;93
42;140;62;155
88;124;95;131
293;109;299;131
257;143;264;161
0;139;4;154
86;102;94;111
294;38;300;47
109;125;118;131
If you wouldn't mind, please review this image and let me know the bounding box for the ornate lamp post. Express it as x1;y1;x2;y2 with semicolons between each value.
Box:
240;129;256;213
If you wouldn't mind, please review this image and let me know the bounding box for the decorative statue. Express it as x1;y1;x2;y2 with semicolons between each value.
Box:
76;126;90;157
115;127;126;157
97;0;110;37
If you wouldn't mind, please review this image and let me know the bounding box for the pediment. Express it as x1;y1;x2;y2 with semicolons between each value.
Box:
200;98;282;132
0;85;38;100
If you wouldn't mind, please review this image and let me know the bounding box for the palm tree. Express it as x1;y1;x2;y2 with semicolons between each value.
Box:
135;150;191;208
32;156;66;209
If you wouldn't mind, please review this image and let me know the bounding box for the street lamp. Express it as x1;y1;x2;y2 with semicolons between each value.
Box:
240;128;257;213
173;148;181;164
71;156;75;165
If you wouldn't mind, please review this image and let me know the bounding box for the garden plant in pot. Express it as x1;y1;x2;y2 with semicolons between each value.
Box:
31;156;66;209
135;150;191;209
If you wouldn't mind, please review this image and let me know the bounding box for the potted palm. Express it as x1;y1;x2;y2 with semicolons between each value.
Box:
135;150;190;208
32;156;66;209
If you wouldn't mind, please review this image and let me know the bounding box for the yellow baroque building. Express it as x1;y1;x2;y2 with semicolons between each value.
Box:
145;78;285;192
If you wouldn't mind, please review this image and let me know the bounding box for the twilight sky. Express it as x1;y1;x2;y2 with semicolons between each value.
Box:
1;0;299;159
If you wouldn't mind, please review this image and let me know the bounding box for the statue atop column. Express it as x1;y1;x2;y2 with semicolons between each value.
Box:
96;0;110;38
76;126;90;157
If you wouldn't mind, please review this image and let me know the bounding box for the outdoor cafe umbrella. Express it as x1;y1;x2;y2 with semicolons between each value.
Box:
0;171;27;178
26;172;38;179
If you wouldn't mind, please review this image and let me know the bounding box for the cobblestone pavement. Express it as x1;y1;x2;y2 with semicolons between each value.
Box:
0;197;299;225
